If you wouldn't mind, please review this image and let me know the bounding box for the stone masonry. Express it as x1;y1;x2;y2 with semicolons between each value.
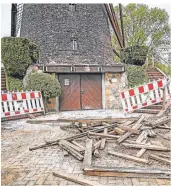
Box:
20;4;114;65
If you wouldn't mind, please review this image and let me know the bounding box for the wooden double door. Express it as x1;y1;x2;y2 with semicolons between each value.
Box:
58;74;102;111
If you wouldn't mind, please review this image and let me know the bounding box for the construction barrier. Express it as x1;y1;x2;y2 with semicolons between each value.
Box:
1;91;45;118
120;78;171;113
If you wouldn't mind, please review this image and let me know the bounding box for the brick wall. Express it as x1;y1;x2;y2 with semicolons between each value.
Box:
20;4;114;65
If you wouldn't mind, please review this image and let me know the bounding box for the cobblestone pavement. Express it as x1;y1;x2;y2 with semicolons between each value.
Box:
1;116;170;186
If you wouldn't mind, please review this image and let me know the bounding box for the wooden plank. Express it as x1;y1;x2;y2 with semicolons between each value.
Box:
53;171;103;186
152;117;170;128
59;140;84;161
57;117;139;124
158;154;170;158
136;139;148;158
122;143;170;151
157;99;171;117
83;139;93;169
122;120;136;126
88;132;120;139
60;140;84;153
29;124;117;151
117;116;145;143
93;140;101;150
100;128;108;149
157;126;171;130
114;127;125;135
119;126;140;134
136;131;147;144
108;151;149;164
72;140;85;151
149;154;171;164
83;167;171;179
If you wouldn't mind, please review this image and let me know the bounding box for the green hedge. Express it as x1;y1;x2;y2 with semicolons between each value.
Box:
155;62;171;76
25;72;61;98
7;76;23;91
1;37;39;79
121;45;149;65
126;65;149;88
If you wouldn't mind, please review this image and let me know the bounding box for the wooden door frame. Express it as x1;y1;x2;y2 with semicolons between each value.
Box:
56;73;104;111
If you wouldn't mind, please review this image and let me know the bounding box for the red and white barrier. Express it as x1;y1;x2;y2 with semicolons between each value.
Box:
120;78;171;113
1;91;45;118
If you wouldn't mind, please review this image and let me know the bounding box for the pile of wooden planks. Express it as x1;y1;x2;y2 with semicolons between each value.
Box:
29;115;171;179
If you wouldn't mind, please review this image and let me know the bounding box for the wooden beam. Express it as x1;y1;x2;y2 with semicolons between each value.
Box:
29;124;117;151
136;131;147;144
122;143;170;151
72;140;85;151
117;116;145;143
108;151;149;164
152;117;170;128
157;99;171;117
83;166;171;178
89;132;120;139
60;140;84;153
136;139;149;158
53;171;103;186
119;126;140;134
149;154;171;164
59;140;84;161
83;139;93;169
100;128;108;149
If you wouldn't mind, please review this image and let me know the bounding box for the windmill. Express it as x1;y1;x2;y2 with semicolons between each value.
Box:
104;4;148;66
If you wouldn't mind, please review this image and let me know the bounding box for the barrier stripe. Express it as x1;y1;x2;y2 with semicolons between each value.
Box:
1;91;45;118
120;78;171;113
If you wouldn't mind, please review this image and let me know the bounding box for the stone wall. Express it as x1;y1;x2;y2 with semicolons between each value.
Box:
20;4;114;65
105;72;127;110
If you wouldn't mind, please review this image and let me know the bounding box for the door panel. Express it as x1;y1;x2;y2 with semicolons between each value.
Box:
59;74;81;111
81;74;102;110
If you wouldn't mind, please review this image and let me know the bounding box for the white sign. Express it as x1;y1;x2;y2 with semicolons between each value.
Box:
65;79;69;85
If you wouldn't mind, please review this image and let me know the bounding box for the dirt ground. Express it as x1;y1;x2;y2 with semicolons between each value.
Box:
1;110;171;186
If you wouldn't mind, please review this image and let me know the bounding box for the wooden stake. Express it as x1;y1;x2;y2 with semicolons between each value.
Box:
108;151;149;164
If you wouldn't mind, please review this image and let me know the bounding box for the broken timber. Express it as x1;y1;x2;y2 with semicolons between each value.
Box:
83;166;171;179
59;140;84;161
88;132;120;139
53;171;103;186
152;117;170;128
122;143;170;151
29;124;116;151
100;128;108;149
149;154;171;164
108;151;149;164
117;116;145;143
83;138;93;169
